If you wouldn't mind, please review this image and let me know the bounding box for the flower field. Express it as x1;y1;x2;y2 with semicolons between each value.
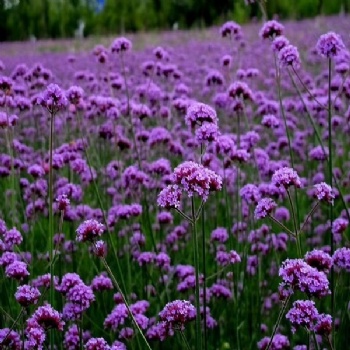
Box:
0;14;349;350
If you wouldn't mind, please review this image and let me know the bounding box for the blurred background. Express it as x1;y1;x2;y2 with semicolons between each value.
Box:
0;0;349;41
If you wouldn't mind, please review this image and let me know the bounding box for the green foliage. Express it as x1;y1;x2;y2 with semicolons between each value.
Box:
0;0;349;41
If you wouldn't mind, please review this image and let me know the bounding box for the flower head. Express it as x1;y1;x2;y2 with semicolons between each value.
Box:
304;249;332;274
15;284;41;307
286;300;319;333
278;44;301;69
259;20;284;40
185;102;218;128
159;300;196;331
332;247;350;272
111;37;132;54
272;167;302;189
157;185;182;209
316;32;345;58
31;304;65;331
76;220;105;242
313;182;335;204
172;161;222;201
40;83;68;114
254;198;277;219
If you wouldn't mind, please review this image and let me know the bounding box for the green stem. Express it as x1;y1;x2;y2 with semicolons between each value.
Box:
267;214;296;238
288;68;350;241
328;58;335;347
191;197;202;350
49;111;55;349
179;330;192;350
201;206;208;350
76;112;127;295
4;125;15;226
0;308;24;346
298;202;319;235
286;189;301;257
96;247;153;350
266;294;291;350
312;331;320;350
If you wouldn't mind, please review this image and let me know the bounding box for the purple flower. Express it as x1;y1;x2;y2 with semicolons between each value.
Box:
76;219;105;242
240;184;261;205
195;122;219;143
172;161;222;201
332;247;350;272
110;37;132;54
64;324;91;350
66;85;84;105
316;32;345;58
313;182;335;204
40;83;68;114
0;252;18;267
228;81;254;100
111;340;126;350
93;240;107;258
185;102;218;128
56;194;70;212
220;21;242;39
272;36;290;52
254;198;277;219
66;283;95;310
211;227;229;243
58;272;84;294
4;227;23;247
159;300;196;331
25;319;46;349
91;274;113;292
104;303;128;330
155;252;171;269
286;300;319;333
85;337;110;350
259;20;284;40
279;258;330;298
314;313;332;335
262;114;280;128
31;303;65;331
332;217;348;240
27;164;46;178
257;333;290;350
304;249;332;273
15;284;41;307
157;185;182;209
157;211;173;224
309;145;328;161
5;260;29;280
137;252;156;266
0;328;20;349
278;44;301;69
271;167;302;189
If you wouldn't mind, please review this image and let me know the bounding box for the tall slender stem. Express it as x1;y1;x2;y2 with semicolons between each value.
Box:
191;197;202;350
49;111;55;349
201;207;208;350
97;247;152;350
266;295;291;350
286;189;301;257
327;58;335;347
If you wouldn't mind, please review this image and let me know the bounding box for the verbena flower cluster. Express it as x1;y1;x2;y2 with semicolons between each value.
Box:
0;14;349;350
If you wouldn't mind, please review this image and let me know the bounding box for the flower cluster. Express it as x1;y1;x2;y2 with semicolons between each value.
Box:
279;259;330;298
76;219;105;242
286;300;331;335
316;32;345;58
159;299;196;331
271;167;302;189
172;161;222;201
